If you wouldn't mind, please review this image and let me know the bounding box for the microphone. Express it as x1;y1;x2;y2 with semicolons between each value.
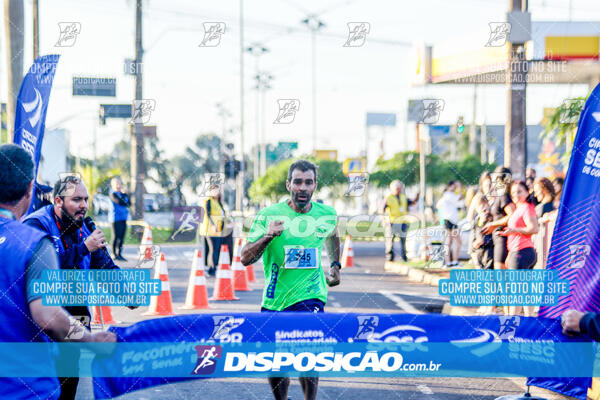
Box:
83;216;111;258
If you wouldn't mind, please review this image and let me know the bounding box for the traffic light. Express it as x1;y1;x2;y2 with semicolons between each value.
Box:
457;116;464;133
225;159;242;179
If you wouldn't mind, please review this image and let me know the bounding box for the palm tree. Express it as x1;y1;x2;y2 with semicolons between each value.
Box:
542;96;587;169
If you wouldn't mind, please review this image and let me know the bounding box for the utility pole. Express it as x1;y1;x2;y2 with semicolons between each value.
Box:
505;0;530;179
417;123;426;231
470;85;477;155
4;0;24;142
481;121;487;163
237;0;244;212
301;15;325;153
254;72;272;177
33;0;39;59
131;0;145;222
216;103;231;178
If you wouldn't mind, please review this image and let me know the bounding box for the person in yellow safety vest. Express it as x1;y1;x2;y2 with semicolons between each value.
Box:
201;185;228;276
382;180;409;262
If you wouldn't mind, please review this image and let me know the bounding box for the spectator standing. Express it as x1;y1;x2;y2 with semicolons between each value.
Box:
499;180;539;316
382;180;409;262
436;181;463;267
552;177;564;209
109;177;130;261
533;177;555;219
483;166;516;271
201;185;227;276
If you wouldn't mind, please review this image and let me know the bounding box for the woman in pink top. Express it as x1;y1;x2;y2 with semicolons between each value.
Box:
499;180;539;316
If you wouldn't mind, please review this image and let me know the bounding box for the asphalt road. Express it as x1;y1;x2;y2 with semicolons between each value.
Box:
74;241;573;400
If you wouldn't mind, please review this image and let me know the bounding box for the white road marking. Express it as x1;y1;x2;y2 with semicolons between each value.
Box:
332;302;342;308
417;384;434;395
379;290;421;314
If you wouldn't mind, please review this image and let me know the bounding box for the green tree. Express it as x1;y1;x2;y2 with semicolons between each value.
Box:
542;96;587;169
370;151;494;188
248;157;346;203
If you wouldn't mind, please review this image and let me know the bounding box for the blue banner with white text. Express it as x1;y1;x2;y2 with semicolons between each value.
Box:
12;54;60;215
528;83;600;399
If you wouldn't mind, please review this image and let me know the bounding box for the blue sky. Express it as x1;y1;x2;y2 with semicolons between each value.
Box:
2;0;600;162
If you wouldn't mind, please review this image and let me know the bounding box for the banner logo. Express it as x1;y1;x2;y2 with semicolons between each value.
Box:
22;88;43;127
498;316;520;339
354;316;379;340
192;345;222;375
209;316;245;341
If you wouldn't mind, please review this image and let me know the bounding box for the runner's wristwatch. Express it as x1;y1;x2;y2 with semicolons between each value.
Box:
330;261;342;270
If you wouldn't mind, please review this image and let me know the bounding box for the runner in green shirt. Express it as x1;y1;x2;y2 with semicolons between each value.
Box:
241;159;342;400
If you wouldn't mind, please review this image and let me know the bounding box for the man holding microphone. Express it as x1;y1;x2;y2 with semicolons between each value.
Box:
24;174;121;400
241;160;341;400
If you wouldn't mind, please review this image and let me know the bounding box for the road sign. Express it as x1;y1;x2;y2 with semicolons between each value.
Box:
99;104;132;125
314;149;338;161
141;125;157;138
343;157;367;176
366;112;396;127
73;77;116;97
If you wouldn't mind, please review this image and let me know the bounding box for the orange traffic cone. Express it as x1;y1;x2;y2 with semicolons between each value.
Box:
143;252;175;315
211;244;239;301
342;235;354;268
139;225;153;257
92;306;119;324
180;249;210;309
232;238;250;291
242;238;256;282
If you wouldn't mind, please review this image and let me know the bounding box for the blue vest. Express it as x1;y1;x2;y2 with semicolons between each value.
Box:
0;218;60;399
111;191;129;222
24;205;92;270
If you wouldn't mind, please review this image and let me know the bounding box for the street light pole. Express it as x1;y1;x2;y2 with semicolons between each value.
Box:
301;15;325;154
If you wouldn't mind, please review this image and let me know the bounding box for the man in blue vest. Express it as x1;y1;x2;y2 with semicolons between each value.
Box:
109;177;130;261
0;144;115;400
24;174;122;400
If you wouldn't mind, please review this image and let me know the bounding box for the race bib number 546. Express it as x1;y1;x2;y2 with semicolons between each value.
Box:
284;246;318;269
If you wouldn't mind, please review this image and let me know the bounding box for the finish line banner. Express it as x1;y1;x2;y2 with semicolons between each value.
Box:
91;313;594;399
528;83;600;398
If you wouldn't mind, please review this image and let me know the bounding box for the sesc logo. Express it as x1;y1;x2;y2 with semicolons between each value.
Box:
209;316;245;342
369;325;429;344
192;345;222;375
